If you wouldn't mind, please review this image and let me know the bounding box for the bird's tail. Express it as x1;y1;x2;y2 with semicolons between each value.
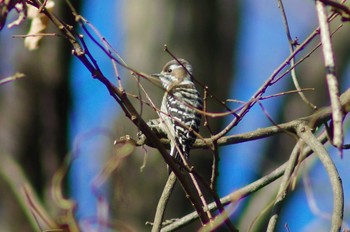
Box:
167;150;189;174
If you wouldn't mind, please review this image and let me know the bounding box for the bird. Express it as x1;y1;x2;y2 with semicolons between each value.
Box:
152;58;203;172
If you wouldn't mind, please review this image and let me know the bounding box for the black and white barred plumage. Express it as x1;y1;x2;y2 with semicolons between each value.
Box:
153;59;203;166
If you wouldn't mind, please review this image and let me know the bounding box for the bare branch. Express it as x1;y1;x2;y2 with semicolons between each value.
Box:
316;0;343;153
150;173;177;232
135;87;350;149
296;123;344;231
161;129;330;230
267;138;303;231
1;1;349;230
29;0;211;225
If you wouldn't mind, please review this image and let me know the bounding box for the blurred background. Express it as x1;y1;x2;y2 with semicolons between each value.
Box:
0;0;349;231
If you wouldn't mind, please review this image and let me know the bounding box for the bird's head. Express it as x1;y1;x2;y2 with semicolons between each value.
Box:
152;59;193;90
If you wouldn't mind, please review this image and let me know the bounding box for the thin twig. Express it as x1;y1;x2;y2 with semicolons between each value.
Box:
189;172;213;221
266;139;303;231
278;0;317;110
190;168;238;231
258;88;314;100
210;142;219;190
0;72;25;85
303;172;332;221
164;45;237;117
211;8;342;142
272;22;343;85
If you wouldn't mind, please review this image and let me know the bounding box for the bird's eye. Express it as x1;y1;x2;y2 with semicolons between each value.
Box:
167;68;172;73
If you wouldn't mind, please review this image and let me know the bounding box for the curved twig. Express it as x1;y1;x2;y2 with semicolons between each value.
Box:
266;139;303;231
296;123;344;231
151;173;177;232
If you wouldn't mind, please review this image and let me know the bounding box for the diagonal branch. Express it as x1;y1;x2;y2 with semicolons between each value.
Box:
30;0;212;225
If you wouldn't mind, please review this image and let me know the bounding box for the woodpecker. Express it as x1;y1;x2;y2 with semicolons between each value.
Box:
152;59;203;170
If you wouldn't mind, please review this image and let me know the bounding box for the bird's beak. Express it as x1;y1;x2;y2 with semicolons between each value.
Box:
151;73;161;78
148;73;162;85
